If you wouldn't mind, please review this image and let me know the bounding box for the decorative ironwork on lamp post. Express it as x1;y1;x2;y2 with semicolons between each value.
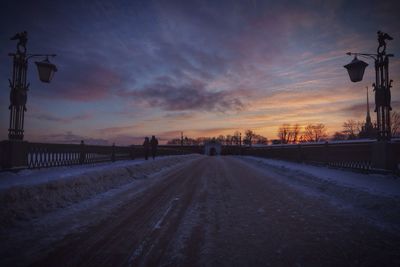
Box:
344;31;394;141
7;31;57;141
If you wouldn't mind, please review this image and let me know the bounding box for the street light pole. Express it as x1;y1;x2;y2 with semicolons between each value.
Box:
374;33;393;141
8;31;57;141
344;31;394;141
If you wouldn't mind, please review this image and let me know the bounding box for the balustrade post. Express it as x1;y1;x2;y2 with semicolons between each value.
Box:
0;140;28;169
79;140;85;164
130;145;135;160
297;144;303;163
324;141;330;166
111;143;116;162
371;141;396;171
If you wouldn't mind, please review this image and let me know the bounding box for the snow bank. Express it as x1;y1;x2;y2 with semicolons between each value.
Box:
241;156;400;197
0;155;199;229
0;159;151;190
239;156;400;231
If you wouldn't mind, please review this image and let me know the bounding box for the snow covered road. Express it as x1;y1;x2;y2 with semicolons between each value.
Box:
1;155;400;266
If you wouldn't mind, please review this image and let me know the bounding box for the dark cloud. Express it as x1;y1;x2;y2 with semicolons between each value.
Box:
35;59;123;102
109;135;146;145
97;125;137;135
156;126;238;139
1;0;400;142
343;101;400;117
30;113;92;123
121;79;244;112
163;112;196;120
342;103;375;117
34;131;109;145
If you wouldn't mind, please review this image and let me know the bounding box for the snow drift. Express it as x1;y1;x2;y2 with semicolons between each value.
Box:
0;155;199;229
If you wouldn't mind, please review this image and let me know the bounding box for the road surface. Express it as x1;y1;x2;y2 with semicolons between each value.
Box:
12;156;400;266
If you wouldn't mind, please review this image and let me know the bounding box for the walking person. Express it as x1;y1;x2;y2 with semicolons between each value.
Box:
150;135;158;160
143;137;150;160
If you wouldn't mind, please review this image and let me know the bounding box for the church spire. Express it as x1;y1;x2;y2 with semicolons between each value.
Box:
366;86;372;125
359;86;376;138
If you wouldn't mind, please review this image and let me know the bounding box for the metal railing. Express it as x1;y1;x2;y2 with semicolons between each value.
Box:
0;140;202;170
222;140;400;172
1;139;398;172
27;142;133;168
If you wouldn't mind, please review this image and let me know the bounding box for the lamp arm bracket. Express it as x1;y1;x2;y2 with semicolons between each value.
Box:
346;52;377;61
26;54;56;60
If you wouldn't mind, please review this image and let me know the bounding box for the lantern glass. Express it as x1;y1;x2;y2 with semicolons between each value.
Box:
35;59;57;83
344;56;368;82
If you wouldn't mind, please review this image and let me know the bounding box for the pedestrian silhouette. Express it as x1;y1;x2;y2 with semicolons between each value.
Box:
143;137;150;160
150;135;158;160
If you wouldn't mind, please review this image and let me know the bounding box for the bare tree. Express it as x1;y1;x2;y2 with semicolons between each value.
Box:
278;124;291;144
233;131;241;145
332;131;347;141
216;135;225;144
243;130;255;146
392;111;400;137
278;124;301;144
302;123;328;142
168;137;198;145
225;134;232;145
342;119;362;140
167;138;181;145
195;137;211;145
255;134;268;144
291;124;301;143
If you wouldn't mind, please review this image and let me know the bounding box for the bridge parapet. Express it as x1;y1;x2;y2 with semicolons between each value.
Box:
221;141;399;173
0;141;203;170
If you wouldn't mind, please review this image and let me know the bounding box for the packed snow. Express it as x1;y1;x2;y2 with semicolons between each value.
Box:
0;159;150;189
1;155;399;266
239;156;400;233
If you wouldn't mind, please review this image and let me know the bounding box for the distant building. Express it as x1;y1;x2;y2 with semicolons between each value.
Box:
271;139;283;145
359;86;377;139
204;140;221;156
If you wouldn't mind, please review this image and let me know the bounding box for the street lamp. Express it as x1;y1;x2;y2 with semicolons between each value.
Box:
344;56;368;82
35;58;58;83
344;31;394;141
7;31;57;140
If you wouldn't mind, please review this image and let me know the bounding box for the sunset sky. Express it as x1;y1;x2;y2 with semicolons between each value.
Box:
1;0;399;145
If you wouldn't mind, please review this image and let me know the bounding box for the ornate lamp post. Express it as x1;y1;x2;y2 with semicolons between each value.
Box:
344;31;394;141
8;31;57;141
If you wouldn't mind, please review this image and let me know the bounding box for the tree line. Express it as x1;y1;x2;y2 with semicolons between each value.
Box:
167;130;268;146
167;111;400;145
277;123;328;144
332;111;399;140
277;111;400;144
